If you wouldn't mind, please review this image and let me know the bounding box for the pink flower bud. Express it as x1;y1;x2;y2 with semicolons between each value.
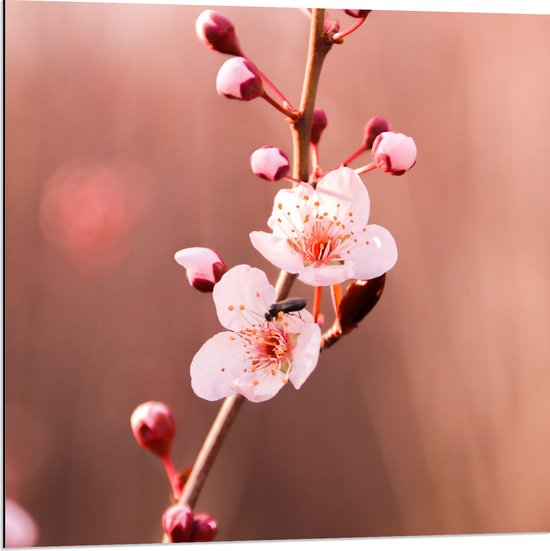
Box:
363;116;390;150
372;131;417;175
174;247;227;293
162;505;194;543
310;108;328;145
216;57;264;101
5;499;39;548
130;401;175;457
195;10;243;57
191;513;219;542
344;9;371;18
250;146;290;182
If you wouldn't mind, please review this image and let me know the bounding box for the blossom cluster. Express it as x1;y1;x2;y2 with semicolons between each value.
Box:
171;8;417;404
132;7;417;544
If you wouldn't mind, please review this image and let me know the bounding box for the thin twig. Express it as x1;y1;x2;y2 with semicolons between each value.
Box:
291;9;332;182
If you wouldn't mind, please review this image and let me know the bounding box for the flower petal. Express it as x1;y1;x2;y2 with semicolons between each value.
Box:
314;167;370;227
232;371;286;403
213;264;275;331
190;331;246;401
249;232;304;274
350;224;398;280
267;183;315;237
288;321;321;390
298;262;355;286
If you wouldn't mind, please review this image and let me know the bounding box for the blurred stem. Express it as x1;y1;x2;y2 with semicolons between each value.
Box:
313;286;323;323
339;143;367;168
161;456;181;501
163;10;332;541
311;143;322;178
330;284;343;334
355;161;378;175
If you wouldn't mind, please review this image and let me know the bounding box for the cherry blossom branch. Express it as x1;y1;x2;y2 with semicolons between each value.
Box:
291;9;332;182
175;394;245;513
163;11;331;540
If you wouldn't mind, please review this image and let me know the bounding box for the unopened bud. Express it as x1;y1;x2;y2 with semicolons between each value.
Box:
372;131;417;175
344;9;372;19
195;10;243;57
250;146;290;182
216;57;264;101
191;513;219;542
310;108;328;145
130;401;175;457
363;116;390;150
5;499;39;548
174;247;227;293
163;505;194;543
339;274;386;334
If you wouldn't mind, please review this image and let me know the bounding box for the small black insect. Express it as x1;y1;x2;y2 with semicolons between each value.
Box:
265;298;307;322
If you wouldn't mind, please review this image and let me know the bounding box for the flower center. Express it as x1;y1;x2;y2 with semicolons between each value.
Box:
238;320;298;385
296;220;350;267
275;199;362;269
261;331;288;359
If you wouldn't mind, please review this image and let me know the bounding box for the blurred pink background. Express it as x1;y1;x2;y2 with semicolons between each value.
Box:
6;2;550;546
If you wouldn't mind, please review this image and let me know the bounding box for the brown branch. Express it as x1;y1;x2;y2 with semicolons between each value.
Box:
162;11;333;541
291;9;332;182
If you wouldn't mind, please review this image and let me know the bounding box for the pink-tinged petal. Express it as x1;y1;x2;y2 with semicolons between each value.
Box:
190;331;246;401
315;167;370;227
232;371;286;403
213;264;275;331
267;183;315;237
249;232;304;274
298;262;355;286
350;224;398;280
283;306;314;329
174;247;227;292
288;322;321;389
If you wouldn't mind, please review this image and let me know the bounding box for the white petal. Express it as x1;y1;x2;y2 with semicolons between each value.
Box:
249;231;304;274
297;262;355;286
174;247;221;271
314;167;370;227
174;247;223;286
213;264;275;331
350;224;398;280
232;372;286;403
190;331;245;401
288;321;321;389
267;183;315;237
